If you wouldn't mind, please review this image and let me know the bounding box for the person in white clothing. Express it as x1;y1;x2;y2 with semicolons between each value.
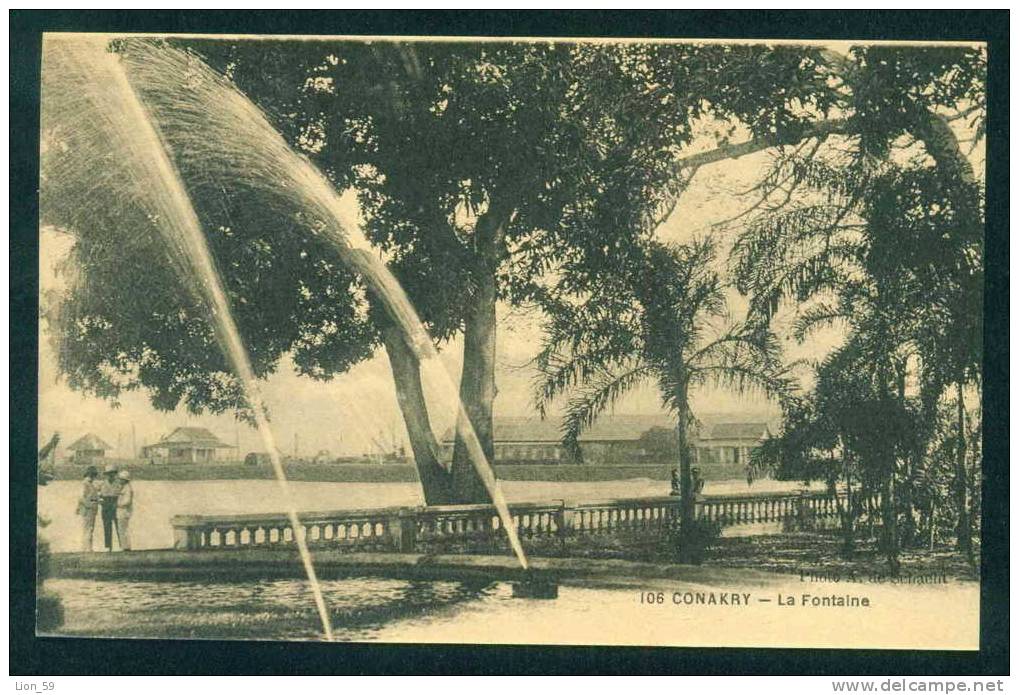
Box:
77;466;100;551
116;469;134;551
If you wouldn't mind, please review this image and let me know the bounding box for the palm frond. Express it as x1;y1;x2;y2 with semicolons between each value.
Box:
533;340;637;417
791;300;851;342
561;361;655;454
688;324;794;401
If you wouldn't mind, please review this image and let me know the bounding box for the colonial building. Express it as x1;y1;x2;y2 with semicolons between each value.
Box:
440;417;559;463
439;415;773;476
67;433;112;464
691;421;773;475
142;427;232;464
442;414;676;464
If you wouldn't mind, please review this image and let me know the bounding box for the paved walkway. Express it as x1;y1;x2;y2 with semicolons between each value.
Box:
49;548;793;588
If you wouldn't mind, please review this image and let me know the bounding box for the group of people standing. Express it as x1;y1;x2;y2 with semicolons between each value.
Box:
77;464;134;552
670;467;706;498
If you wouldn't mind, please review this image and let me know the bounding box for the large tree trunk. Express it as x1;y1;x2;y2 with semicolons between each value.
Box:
913;111;978;190
380;323;454;505
449;270;497;503
954;379;973;560
450;205;512;504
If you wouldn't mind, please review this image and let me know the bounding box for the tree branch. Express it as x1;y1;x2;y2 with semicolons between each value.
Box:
670;118;852;173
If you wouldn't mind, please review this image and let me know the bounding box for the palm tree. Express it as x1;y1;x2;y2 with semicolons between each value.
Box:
729;148;982;570
534;239;791;561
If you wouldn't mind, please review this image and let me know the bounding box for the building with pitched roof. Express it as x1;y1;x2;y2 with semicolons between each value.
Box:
439;414;773;474
440;414;675;464
691;421;773;469
141;427;232;464
66;433;112;464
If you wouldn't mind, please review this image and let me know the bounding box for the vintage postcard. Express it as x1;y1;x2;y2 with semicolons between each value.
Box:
34;29;986;652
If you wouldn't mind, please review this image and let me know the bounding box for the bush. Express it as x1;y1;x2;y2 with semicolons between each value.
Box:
663;518;722;565
36;515;64;633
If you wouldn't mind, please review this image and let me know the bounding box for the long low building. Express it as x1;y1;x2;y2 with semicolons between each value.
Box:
440;415;773;476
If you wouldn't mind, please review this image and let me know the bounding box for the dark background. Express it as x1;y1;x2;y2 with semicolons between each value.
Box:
10;9;1009;675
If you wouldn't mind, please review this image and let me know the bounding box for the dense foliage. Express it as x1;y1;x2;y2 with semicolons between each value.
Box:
731;45;985;569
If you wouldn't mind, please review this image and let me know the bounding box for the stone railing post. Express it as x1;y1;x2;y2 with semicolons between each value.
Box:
171;515;203;550
391;507;418;553
554;500;568;555
795;491;814;531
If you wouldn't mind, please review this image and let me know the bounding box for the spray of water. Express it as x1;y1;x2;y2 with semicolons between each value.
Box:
113;38;529;569
43;35;529;570
41;35;336;640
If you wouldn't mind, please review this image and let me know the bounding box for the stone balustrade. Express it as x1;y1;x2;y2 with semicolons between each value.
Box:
171;506;403;552
171;490;879;552
569;497;679;535
697;489;880;528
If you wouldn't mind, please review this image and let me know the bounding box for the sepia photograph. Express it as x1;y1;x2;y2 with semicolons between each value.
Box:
12;10;1007;675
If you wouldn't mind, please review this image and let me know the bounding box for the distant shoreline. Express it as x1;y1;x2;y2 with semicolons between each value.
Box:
45;461;687;483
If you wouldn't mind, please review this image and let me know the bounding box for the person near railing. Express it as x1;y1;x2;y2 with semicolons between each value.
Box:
692;467;706;501
670;468;681;496
76;465;100;551
116;470;134;551
97;464;121;551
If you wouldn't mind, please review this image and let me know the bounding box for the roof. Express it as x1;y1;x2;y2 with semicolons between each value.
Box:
67;433;112;451
698;422;771;441
439;415;774;445
441;414;676;444
152;427;231;448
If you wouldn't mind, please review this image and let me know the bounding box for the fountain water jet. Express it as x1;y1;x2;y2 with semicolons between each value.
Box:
113;37;530;569
43;35;529;571
41;35;336;640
